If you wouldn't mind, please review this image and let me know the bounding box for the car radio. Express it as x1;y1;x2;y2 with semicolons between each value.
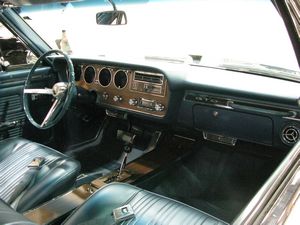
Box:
130;71;165;96
128;97;165;112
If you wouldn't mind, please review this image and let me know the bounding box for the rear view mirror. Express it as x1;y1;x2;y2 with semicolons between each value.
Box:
96;11;127;25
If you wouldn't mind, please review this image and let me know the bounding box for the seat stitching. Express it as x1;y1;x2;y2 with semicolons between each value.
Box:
132;196;162;225
131;192;153;211
141;189;227;224
134;193;156;213
146;200;173;225
181;210;199;225
159;203;180;225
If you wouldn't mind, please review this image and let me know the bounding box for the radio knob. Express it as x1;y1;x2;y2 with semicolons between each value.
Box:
129;98;138;106
113;95;122;102
102;92;109;100
154;103;165;112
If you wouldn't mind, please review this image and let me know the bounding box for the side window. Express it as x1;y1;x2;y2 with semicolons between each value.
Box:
0;22;37;70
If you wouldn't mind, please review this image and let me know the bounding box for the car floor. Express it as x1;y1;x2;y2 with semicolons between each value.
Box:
137;140;286;223
63;117;286;223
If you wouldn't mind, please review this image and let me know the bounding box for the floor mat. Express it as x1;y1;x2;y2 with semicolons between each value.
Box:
140;141;285;222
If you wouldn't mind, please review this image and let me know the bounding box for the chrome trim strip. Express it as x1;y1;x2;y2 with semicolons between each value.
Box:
185;91;300;117
133;71;164;84
173;134;196;142
232;141;300;225
261;166;300;225
83;65;96;84
113;69;128;90
283;116;300;122
203;132;237;146
99;101;165;118
98;67;112;87
130;71;167;97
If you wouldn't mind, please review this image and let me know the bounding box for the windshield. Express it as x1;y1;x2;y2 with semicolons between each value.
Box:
19;0;299;72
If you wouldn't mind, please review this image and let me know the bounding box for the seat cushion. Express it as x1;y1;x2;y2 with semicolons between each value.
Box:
0;199;36;225
63;182;228;225
0;138;80;212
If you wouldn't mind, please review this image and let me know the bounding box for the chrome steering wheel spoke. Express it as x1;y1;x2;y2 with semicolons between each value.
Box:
24;88;54;95
41;98;62;128
23;49;76;129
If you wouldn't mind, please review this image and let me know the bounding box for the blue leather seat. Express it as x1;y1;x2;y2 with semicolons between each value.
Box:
63;183;228;225
0;138;80;212
0;182;227;225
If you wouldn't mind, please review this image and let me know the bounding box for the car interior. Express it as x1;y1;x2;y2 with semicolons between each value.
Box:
0;0;300;225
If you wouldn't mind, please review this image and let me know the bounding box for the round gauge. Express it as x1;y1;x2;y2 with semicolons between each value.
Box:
99;68;111;87
84;66;95;83
74;65;82;81
114;70;127;89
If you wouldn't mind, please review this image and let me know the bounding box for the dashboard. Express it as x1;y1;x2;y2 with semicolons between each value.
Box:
74;64;169;117
54;57;300;149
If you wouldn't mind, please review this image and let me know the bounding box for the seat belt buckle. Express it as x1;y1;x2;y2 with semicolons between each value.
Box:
113;204;135;223
28;157;45;169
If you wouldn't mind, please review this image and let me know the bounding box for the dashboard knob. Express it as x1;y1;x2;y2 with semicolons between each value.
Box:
113;95;122;102
102;92;109;100
154;103;165;112
129;98;138;106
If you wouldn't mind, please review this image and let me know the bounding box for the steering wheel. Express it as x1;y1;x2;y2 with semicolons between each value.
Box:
23;50;76;129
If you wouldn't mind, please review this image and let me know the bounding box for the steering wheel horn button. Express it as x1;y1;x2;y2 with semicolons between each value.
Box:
52;82;68;99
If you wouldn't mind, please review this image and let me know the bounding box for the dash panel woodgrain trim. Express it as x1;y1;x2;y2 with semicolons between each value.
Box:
77;64;169;117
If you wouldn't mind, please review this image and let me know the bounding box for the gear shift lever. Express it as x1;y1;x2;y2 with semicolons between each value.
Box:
118;143;133;177
117;132;136;178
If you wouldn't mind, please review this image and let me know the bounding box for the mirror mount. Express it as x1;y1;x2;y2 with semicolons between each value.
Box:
108;0;117;11
96;0;127;25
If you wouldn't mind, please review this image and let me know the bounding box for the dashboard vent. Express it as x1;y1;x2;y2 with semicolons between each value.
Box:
281;126;300;145
134;72;163;84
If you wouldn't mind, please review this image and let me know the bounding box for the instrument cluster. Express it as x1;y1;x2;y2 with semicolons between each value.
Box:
75;64;169;117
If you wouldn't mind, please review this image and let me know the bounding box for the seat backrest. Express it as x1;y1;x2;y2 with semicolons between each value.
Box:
0;138;81;212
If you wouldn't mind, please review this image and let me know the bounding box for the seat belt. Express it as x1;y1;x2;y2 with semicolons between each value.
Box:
8;157;45;205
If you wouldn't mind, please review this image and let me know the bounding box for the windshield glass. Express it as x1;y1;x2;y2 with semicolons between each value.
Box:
20;0;299;72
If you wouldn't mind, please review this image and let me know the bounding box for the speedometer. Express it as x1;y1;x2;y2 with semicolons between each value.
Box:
114;70;128;89
99;68;111;87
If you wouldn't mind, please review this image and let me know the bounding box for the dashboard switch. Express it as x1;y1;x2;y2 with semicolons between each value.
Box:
128;98;138;106
102;92;109;100
113;95;123;102
154;103;165;112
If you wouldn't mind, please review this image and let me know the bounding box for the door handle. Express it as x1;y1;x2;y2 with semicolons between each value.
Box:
0;120;24;131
